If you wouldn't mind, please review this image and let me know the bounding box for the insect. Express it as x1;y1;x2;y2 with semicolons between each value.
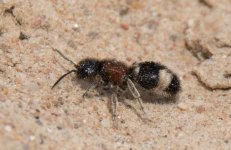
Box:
51;48;146;127
51;48;181;126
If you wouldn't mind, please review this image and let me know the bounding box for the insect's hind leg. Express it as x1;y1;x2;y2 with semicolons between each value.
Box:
110;86;120;128
111;92;118;128
127;78;146;115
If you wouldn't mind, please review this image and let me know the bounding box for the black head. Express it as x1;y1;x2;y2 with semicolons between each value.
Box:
51;47;102;89
76;58;100;79
51;58;100;89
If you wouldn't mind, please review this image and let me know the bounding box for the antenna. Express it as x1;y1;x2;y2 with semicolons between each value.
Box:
51;70;76;89
51;47;77;67
51;47;78;89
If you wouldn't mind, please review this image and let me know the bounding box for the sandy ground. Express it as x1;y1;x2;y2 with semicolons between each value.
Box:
0;0;231;149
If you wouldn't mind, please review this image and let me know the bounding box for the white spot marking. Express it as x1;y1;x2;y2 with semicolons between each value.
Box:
156;69;172;91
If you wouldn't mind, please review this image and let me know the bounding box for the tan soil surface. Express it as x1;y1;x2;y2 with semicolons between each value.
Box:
0;0;231;149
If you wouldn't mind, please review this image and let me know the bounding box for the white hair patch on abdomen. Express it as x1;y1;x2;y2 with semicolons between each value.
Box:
156;69;172;91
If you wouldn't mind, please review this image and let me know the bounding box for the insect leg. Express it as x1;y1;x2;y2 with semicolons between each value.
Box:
111;87;119;128
127;78;146;114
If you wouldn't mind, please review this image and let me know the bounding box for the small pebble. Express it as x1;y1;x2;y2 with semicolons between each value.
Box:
73;23;79;29
4;125;12;132
57;126;63;130
29;135;35;141
196;105;206;113
72;23;79;31
120;7;129;16
177;103;189;111
120;23;129;30
83;119;87;124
